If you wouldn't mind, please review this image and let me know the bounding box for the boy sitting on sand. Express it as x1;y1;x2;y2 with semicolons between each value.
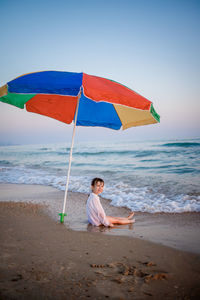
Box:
86;178;135;227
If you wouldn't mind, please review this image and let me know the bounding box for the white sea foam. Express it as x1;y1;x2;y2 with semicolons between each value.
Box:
0;165;199;213
101;183;200;213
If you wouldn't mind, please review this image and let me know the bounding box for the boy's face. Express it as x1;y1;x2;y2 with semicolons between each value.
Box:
92;181;104;195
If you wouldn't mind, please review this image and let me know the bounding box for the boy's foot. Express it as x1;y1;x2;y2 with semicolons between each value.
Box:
128;212;134;219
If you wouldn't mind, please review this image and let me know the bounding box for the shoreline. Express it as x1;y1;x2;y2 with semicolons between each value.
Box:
0;199;200;299
0;183;200;254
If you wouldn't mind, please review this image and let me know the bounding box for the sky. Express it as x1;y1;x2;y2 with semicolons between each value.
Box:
0;0;199;145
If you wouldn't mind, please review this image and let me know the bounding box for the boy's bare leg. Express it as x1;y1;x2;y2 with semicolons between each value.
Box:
106;216;135;225
107;212;134;221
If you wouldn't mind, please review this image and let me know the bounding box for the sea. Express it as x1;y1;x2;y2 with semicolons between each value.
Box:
0;139;200;213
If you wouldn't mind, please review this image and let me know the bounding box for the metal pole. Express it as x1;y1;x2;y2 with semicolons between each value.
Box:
59;91;81;223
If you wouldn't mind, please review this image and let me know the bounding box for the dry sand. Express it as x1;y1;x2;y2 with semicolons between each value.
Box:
0;184;200;299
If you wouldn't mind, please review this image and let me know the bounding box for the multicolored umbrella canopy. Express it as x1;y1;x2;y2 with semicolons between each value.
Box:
0;71;160;222
0;71;160;130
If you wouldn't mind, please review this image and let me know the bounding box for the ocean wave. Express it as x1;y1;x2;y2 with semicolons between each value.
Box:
0;160;13;166
162;142;200;148
0;166;200;213
74;149;165;159
39;147;50;151
0;139;199;213
74;150;136;156
103;183;200;213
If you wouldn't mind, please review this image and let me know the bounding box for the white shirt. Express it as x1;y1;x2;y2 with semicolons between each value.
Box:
86;193;110;227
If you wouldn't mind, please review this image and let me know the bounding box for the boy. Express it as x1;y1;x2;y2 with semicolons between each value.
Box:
86;178;135;227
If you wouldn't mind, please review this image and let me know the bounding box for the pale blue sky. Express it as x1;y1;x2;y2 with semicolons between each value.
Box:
0;0;199;144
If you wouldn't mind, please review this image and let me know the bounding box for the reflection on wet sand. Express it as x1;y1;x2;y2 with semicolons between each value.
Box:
87;223;134;233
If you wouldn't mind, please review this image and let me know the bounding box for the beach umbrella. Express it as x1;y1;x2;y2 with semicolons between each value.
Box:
0;71;160;222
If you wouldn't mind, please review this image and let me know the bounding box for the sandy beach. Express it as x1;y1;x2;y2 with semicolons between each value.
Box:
0;184;200;299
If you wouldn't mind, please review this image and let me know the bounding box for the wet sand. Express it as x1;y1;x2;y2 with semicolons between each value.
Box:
1;184;200;254
0;184;200;299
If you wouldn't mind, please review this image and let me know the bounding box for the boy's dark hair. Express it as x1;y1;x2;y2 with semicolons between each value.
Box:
91;178;104;186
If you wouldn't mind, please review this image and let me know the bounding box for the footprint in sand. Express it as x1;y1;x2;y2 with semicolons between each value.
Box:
90;261;168;285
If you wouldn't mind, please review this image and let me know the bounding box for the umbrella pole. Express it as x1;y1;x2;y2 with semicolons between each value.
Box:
59;93;80;223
